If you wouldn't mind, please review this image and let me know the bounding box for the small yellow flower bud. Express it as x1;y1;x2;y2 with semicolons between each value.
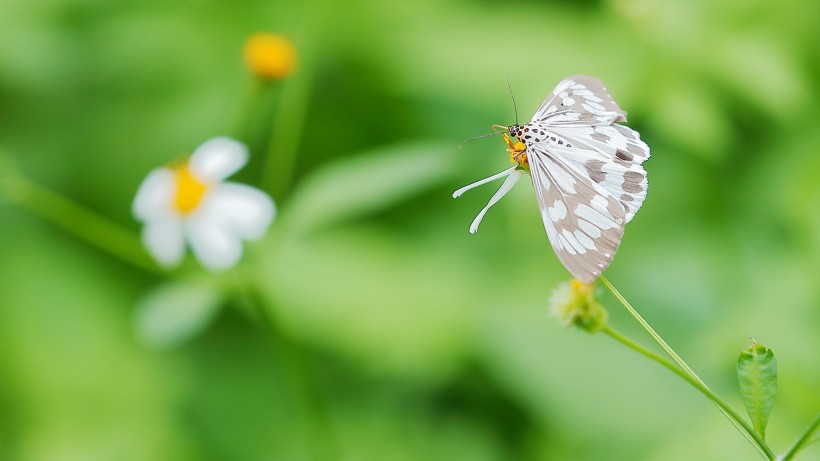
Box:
243;33;297;80
548;279;608;333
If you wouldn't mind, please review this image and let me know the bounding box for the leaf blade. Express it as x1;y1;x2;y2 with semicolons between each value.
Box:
737;340;778;440
279;142;456;234
134;278;224;349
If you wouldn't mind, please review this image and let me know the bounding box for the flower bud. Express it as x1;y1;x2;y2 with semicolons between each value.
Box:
243;33;297;80
548;279;608;333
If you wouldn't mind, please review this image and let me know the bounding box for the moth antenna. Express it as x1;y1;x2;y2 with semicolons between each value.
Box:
459;130;507;148
507;75;519;125
460;76;520;149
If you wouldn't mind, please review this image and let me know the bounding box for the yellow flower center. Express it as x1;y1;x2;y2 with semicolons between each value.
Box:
243;33;297;80
509;147;528;168
173;164;209;215
503;133;529;169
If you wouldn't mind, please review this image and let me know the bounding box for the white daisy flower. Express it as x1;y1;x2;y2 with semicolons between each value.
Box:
133;137;275;271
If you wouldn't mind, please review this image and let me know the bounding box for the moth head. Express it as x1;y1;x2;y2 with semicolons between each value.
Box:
508;124;522;139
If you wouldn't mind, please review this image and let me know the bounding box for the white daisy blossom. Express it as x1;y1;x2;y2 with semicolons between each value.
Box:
452;166;524;234
133;137;275;271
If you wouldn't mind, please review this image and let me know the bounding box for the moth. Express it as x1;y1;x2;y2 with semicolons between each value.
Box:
454;75;650;282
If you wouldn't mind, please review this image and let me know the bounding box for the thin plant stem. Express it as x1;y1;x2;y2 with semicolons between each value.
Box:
2;171;161;274
603;326;775;456
599;275;775;460
260;65;312;199
603;326;701;389
234;78;271;146
259;0;329;200
780;413;820;461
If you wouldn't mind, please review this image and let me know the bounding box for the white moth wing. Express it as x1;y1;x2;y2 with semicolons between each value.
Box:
527;144;626;282
532;75;627;126
546;124;650;222
551;124;650;165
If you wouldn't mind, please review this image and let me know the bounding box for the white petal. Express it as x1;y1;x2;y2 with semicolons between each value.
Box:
185;218;243;271
468;170;523;234
453;166;518;198
141;217;185;268
189;137;249;183
200;183;275;240
133;168;174;221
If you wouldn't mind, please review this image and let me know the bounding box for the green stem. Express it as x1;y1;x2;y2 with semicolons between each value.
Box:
260;68;312;199
603;325;701;388
780;413;820;461
235;78;267;138
603;326;773;453
2;172;161;274
599;275;775;460
258;0;329;201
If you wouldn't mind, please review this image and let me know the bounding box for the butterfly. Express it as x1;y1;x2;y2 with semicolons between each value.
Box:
454;75;650;282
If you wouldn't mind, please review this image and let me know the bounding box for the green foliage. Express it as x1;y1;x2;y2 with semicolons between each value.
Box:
0;0;819;460
738;340;778;441
281;142;457;234
134;278;224;349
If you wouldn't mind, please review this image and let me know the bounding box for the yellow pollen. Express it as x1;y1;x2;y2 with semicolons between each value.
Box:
503;133;528;168
173;164;209;215
243;33;297;80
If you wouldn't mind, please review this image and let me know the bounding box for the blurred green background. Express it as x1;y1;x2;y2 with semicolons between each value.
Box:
1;0;818;460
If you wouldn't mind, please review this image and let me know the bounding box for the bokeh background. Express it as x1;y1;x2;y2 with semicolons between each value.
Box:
1;0;818;460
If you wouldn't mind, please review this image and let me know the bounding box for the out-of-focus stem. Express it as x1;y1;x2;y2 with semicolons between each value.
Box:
780;413;820;461
2;169;160;274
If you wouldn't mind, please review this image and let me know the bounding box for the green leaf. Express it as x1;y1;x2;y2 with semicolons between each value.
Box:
737;339;778;440
134;278;224;349
280;142;456;234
